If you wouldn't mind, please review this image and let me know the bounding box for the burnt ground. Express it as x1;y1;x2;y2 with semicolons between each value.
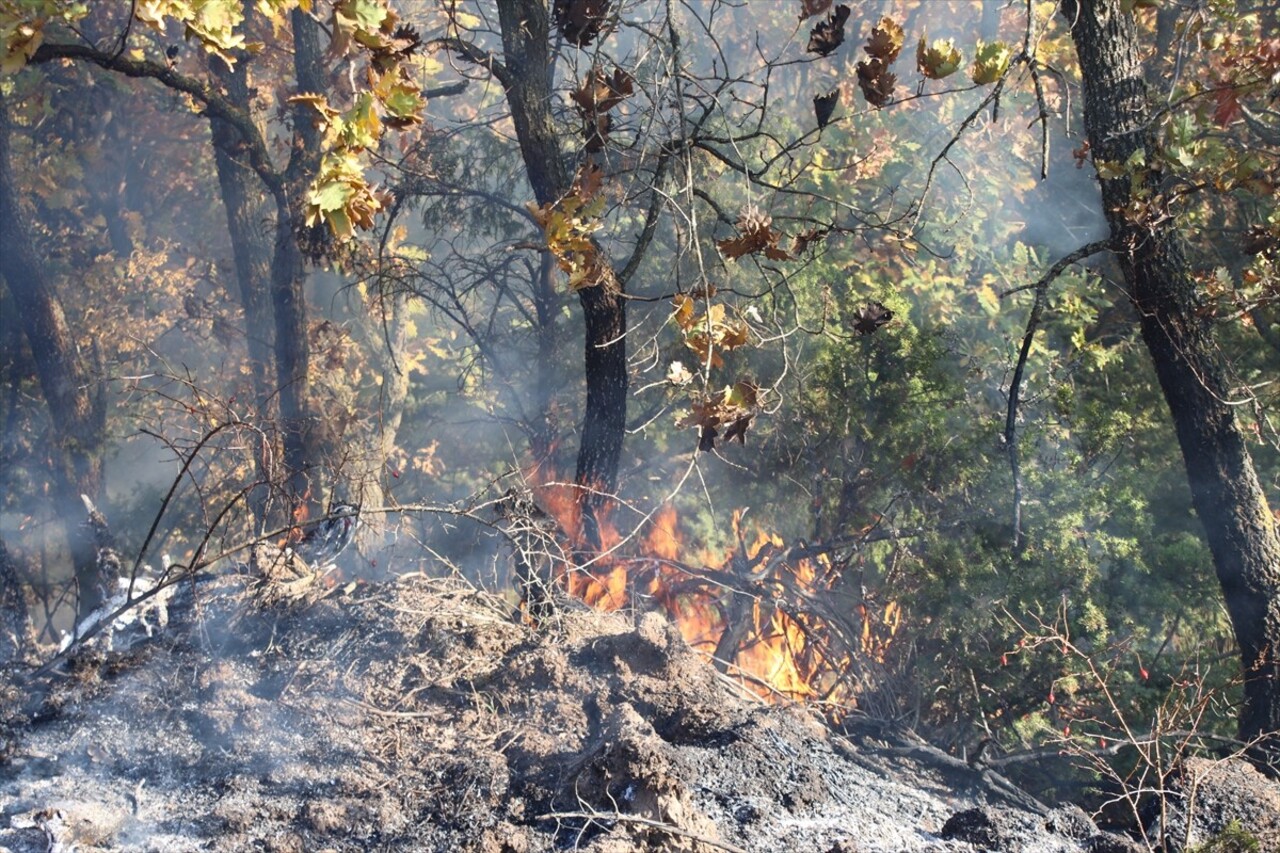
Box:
0;571;1269;852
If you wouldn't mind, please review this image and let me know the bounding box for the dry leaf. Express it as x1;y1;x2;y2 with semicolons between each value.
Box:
807;4;850;57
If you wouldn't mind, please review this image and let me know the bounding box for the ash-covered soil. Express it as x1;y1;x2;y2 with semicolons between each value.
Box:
0;573;1155;851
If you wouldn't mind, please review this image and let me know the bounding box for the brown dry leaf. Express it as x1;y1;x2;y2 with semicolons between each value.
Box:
722;413;754;445
719;318;750;349
856;59;896;108
574;161;604;200
814;89;840;128
791;228;829;256
717;206;791;261
572;70;631;152
677;398;722;452
683;303;751;368
553;0;612;47
865;17;903;62
672;294;697;330
852;301;894;336
571;66;634;115
807;4;850;57
798;0;833;21
677;380;760;452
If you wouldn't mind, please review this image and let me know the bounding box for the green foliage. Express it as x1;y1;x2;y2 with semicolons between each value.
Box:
1189;822;1262;853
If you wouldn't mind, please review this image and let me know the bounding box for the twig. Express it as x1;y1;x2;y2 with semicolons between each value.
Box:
540;809;747;853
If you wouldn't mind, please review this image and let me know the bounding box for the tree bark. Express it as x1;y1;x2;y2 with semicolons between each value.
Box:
1064;0;1280;758
496;0;629;547
209;56;279;525
0;94;109;619
257;6;329;515
266;7;325;512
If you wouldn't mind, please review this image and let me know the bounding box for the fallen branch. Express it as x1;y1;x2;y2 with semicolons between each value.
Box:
539;809;747;853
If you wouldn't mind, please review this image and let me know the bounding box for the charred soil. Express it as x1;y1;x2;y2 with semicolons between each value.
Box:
0;574;1241;851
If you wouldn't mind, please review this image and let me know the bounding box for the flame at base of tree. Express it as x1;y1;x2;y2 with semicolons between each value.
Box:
519;485;903;719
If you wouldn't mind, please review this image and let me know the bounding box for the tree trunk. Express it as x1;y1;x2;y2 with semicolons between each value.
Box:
209;56;278;525
1064;0;1280;758
267;7;329;514
496;0;629;547
0;94;109;619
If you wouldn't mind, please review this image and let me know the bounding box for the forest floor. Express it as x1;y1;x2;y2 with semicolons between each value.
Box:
0;570;1272;852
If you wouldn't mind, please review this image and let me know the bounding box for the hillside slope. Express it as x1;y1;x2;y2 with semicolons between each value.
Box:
0;573;1137;852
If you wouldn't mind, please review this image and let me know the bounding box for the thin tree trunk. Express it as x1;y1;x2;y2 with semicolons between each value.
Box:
1064;0;1280;758
0;94;109;619
210;56;278;525
496;0;629;548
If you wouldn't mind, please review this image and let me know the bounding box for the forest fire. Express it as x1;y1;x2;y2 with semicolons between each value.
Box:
526;487;903;717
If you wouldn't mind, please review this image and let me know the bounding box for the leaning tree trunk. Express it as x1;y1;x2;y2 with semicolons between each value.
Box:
1064;0;1280;758
496;0;629;549
0;94;110;620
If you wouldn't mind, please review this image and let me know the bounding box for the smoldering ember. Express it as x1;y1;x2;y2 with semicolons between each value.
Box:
3;1;1280;851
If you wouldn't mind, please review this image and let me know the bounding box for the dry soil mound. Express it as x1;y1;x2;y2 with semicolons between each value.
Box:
0;573;1130;851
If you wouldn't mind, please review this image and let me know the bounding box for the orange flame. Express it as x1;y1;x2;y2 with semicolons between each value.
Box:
522;476;902;717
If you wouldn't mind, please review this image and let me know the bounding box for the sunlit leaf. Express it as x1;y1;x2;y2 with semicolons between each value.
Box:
336;0;388;33
865;17;903;63
667;361;693;385
971;40;1011;85
673;295;696;331
917;36;963;80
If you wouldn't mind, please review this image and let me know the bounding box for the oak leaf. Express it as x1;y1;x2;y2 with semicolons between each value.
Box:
798;0;833;21
677;381;759;452
970;40;1011;85
856;59;896;107
717;206;791;261
1213;85;1242;127
852;301;894;336
865;17;903;62
917;36;962;80
814;89;840;128
553;0;612;47
807;4;850;57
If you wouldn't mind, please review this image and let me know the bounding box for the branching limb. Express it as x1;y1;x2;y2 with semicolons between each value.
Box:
429;36;511;89
1002;239;1112;551
29;42;283;195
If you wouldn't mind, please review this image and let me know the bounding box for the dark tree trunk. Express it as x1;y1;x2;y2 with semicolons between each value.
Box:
210;57;278;525
1064;0;1280;758
530;251;560;466
496;0;629;547
267;7;329;514
0;95;109;619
